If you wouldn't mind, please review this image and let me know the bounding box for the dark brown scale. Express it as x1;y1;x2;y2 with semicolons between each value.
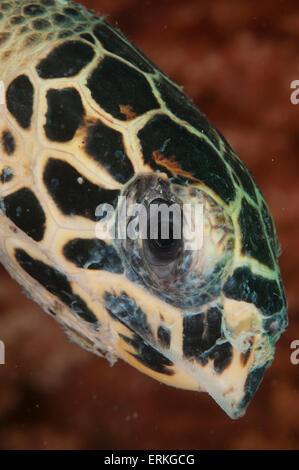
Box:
238;364;269;410
58;30;74;39
85;120;134;184
0;187;46;242
138;114;236;204
10;15;26;25
0;2;12;11
23;4;46;16
43;158;119;220
37;41;95;79
32;18;51;30
105;292;153;338
239;198;274;269
52;13;71;25
120;333;174;376
205;342;233;374
19;26;29;34
2;130;15;155
86;56;160;120
157;325;171;349
44;87;84;141
63;7;83;18
15;248;98;324
0;167;13;183
182;307;222;360
63;238;124;273
6;75;34;129
223;266;286;316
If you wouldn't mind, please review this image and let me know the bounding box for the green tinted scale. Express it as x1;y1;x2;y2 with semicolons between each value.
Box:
0;0;287;419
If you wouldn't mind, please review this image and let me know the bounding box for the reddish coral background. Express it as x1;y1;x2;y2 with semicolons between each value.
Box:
0;0;298;450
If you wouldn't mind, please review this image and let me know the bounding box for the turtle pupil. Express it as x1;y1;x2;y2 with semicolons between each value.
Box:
151;219;175;250
144;199;182;264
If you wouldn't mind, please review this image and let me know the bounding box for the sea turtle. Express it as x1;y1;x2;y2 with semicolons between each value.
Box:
0;0;287;419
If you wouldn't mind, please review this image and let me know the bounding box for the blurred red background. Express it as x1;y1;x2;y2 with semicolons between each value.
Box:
0;0;298;449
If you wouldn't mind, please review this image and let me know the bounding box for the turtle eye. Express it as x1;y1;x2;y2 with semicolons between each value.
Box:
119;174;236;310
143;198;183;267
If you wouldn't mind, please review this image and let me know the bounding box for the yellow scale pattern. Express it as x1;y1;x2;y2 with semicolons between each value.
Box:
0;0;287;419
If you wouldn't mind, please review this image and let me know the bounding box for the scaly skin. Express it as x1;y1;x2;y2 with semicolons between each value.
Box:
0;0;287;418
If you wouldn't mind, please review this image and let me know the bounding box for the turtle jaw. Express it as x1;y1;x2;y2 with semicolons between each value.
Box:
215;296;277;418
